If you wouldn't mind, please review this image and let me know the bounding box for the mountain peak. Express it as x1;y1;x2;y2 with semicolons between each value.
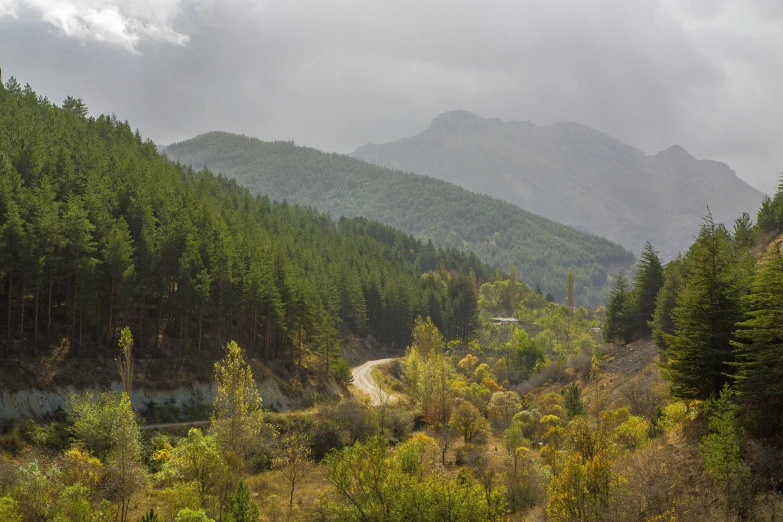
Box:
430;110;489;129
654;144;695;162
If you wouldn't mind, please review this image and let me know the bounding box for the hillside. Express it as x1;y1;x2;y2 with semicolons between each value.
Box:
351;110;764;258
164;132;634;303
0;79;492;389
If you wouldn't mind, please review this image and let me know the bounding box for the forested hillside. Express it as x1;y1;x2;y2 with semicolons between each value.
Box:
0;78;492;381
164;132;634;304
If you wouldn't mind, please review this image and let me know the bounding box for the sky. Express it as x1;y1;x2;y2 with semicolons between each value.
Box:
1;0;781;193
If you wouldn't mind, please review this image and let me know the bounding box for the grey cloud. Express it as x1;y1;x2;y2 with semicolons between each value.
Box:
0;0;780;192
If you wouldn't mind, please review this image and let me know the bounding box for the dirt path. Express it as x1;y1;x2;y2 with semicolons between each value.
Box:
603;340;660;376
140;420;210;431
351;358;397;406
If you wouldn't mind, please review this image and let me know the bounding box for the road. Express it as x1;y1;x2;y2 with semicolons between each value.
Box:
140;420;209;431
351;358;397;406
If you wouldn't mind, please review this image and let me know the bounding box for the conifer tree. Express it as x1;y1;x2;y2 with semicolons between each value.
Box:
603;272;633;344
650;255;683;349
663;213;745;400
629;242;664;337
732;244;783;432
732;212;755;250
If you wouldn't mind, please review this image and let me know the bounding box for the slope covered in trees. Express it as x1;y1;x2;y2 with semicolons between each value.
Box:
0;78;492;380
164;132;635;304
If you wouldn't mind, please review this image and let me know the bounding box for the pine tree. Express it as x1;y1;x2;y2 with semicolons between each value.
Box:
650;255;683;349
732;244;783;432
603;272;633;344
223;481;259;522
629;242;664;337
663;213;745;400
732;212;755;250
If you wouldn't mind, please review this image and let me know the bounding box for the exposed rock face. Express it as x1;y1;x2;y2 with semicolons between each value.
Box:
352;111;763;258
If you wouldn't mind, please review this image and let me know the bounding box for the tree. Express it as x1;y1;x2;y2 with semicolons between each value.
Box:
502;422;529;472
650;256;683;349
62;96;88;117
116;326;134;395
663;213;745;400
733;212;755;249
732;244;783;432
508;264;519;314
629;242;664;337
211;341;264;473
562;383;586;420
102;218;135;365
488;391;521;431
603;272;633;344
274;432;312;510
106;393;146;522
410;316;444;358
222;482;259;522
449;401;488;443
156;428;232;509
13;461;63;522
700;385;748;516
565;268;575;350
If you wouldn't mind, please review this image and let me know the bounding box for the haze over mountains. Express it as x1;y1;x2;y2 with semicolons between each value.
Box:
351;110;764;258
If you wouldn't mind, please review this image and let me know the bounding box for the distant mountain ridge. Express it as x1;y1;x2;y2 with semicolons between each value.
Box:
164;131;634;304
351;110;763;258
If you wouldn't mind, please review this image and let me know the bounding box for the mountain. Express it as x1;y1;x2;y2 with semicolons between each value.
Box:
164;132;634;304
351;110;764;258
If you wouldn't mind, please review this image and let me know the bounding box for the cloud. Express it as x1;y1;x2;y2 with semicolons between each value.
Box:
1;0;188;51
0;0;781;192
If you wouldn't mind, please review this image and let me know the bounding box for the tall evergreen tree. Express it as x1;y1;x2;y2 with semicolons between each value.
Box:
650;255;683;349
603;271;633;344
732;244;783;433
629;242;664;337
732;212;755;250
663;213;745;400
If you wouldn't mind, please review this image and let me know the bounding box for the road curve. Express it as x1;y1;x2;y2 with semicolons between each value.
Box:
351;358;397;406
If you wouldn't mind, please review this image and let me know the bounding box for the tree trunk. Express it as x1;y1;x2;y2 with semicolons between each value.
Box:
197;306;203;364
138;293;144;360
78;299;84;363
5;272;11;359
33;282;39;358
178;309;185;370
298;320;303;369
251;303;257;357
68;283;77;366
18;272;26;363
265;306;271;361
106;278;114;366
46;280;53;347
73;284;79;366
155;292;164;356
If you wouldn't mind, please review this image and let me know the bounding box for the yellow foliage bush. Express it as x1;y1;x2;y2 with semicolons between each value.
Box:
60;447;103;491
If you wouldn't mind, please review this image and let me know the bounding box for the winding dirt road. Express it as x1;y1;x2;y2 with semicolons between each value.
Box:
351;358;397;406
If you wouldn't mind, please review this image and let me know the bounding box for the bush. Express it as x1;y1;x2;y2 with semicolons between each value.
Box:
310;419;344;461
175;508;214;522
327;399;377;443
333;357;353;385
384;406;415;441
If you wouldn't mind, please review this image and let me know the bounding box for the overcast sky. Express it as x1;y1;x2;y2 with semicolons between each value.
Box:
1;0;781;193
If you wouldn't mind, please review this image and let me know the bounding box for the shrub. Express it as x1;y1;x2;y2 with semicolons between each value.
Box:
310;419;344;461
